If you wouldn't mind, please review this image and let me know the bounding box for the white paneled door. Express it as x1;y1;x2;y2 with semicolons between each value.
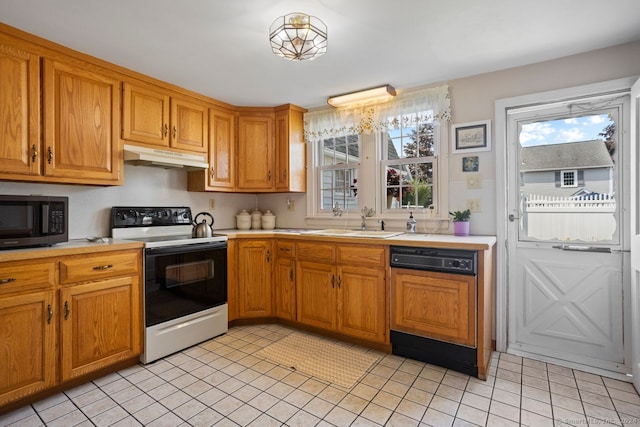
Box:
506;88;632;377
630;77;640;392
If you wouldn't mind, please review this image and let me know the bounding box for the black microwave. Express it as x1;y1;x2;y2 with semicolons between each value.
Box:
0;195;68;249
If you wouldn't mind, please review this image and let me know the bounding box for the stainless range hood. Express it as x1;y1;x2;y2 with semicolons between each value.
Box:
123;144;209;170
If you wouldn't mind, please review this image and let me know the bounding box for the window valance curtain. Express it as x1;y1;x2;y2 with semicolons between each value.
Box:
304;84;451;142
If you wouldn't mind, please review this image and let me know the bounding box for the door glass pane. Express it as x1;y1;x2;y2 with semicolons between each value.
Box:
518;113;618;242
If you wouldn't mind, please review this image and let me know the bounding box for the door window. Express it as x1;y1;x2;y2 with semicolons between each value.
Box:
515;108;620;244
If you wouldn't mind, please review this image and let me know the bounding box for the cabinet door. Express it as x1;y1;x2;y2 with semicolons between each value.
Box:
208;107;235;189
60;276;141;381
274;257;296;321
237;240;273;318
43;58;122;184
296;260;336;330
275;107;305;192
237;114;274;190
338;265;387;343
0;37;41;178
391;268;476;347
122;82;170;147
171;97;208;153
0;290;56;406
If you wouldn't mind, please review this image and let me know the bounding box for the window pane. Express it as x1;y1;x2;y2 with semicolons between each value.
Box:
320;135;361;166
320;167;358;210
386;122;435;160
518;113;617;242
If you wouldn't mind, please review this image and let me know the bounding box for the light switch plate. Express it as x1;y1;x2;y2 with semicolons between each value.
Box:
209;199;215;210
466;174;483;189
467;198;481;212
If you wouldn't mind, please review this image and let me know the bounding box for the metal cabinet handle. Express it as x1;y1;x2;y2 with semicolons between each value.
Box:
331;275;335;288
552;245;611;253
47;304;53;324
283;169;287;179
289;269;293;281
64;301;70;320
164;123;169;137
31;144;38;163
0;278;16;285
93;264;113;270
266;250;271;263
210;167;215;180
172;125;177;138
268;170;272;181
47;146;53;164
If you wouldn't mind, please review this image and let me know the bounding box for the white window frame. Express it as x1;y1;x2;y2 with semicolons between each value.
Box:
561;169;578;187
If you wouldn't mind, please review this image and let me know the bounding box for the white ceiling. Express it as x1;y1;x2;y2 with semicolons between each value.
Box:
1;0;639;109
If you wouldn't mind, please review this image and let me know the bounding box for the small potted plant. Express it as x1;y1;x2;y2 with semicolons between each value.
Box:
449;209;471;236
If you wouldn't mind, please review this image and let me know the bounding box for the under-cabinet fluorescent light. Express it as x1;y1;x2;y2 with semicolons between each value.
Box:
327;85;396;108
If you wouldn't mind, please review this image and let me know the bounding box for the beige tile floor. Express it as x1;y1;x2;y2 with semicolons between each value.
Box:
1;324;639;426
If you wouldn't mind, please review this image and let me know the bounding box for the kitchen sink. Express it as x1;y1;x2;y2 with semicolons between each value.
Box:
302;229;404;238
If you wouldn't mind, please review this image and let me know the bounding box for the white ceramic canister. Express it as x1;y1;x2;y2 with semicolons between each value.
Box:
261;210;276;230
251;209;262;229
236;210;251;230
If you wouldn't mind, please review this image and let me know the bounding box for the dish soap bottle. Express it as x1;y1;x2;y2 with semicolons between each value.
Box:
406;211;417;233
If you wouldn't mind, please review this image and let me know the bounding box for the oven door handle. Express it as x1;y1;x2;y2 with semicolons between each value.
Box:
145;241;227;255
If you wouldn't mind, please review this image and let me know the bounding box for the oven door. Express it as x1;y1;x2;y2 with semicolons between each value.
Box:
144;242;227;327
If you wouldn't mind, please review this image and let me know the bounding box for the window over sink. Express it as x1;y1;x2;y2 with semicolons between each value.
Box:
304;85;450;218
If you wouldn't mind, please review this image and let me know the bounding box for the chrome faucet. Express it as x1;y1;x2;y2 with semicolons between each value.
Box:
332;202;343;217
360;206;375;230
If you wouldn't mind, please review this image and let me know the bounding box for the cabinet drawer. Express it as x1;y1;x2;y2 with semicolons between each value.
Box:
60;250;140;285
0;261;56;294
337;245;385;268
296;242;335;263
276;240;296;258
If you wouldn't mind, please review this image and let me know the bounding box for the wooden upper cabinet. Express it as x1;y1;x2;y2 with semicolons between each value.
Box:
122;82;170;147
0;36;41;179
188;107;235;191
122;82;208;154
43;58;122;185
237;113;274;191
275;104;306;192
171;97;208;153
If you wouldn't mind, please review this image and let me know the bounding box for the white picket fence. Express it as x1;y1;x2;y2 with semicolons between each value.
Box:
524;193;616;241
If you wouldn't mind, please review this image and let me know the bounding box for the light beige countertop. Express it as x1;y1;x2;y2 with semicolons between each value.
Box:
0;239;144;262
215;228;496;250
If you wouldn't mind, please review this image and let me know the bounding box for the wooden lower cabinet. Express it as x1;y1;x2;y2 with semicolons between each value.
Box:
295;242;388;344
338;265;387;343
60;275;141;381
237;239;273;318
296;260;336;330
0;247;142;407
391;268;476;347
0;290;56;406
274;241;296;321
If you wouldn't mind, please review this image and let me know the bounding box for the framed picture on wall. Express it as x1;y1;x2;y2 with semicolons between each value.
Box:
451;120;492;153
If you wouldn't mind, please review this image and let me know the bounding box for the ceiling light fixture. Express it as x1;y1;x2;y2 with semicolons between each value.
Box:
269;13;327;61
327;85;397;108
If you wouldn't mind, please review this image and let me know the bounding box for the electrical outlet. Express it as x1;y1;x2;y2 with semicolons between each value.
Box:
467;198;481;212
209;199;215;210
287;200;296;211
466;174;483;189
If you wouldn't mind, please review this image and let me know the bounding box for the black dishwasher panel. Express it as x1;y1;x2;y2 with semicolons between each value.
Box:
390;246;477;275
